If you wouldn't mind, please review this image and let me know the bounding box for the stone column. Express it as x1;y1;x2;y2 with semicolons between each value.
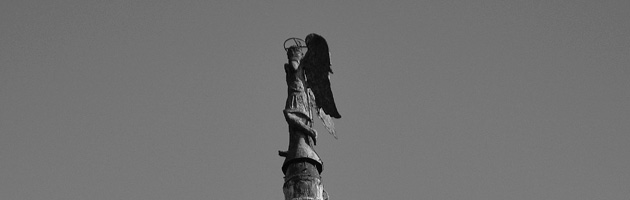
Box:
282;161;327;200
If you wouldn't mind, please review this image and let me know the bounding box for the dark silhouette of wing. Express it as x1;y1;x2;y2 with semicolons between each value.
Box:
302;33;341;119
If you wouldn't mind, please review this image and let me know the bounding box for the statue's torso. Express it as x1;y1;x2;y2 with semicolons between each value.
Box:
285;63;312;119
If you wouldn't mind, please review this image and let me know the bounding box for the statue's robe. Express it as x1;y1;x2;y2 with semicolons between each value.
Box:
282;62;322;174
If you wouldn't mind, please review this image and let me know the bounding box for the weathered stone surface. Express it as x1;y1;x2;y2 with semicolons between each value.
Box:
282;162;325;200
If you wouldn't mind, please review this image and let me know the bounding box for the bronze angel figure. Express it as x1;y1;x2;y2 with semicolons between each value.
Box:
279;34;340;200
280;33;340;176
283;33;340;147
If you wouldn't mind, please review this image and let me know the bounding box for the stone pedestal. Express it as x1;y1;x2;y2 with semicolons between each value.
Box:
282;162;327;200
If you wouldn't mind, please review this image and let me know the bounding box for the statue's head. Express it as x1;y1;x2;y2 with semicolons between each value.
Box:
286;46;303;62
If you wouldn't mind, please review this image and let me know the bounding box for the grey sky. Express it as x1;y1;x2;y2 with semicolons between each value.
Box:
1;1;629;199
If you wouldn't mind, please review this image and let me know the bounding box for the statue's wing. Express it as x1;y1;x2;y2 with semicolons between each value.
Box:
303;33;341;120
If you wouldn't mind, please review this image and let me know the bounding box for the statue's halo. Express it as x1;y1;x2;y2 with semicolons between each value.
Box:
283;37;308;52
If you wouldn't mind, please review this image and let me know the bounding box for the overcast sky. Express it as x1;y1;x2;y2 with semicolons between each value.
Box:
1;1;629;200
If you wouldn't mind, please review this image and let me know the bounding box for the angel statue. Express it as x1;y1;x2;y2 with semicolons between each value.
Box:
279;33;341;175
279;33;340;200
